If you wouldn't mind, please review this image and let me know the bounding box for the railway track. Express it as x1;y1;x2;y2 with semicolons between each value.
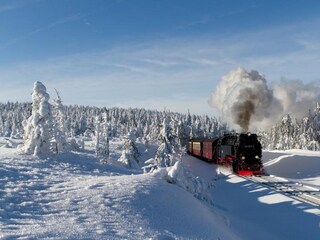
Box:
244;175;320;207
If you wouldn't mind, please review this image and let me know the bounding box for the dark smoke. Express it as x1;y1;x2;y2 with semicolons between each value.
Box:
209;67;320;131
232;100;255;132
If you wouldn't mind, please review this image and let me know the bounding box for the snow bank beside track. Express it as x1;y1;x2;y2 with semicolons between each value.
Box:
263;150;320;186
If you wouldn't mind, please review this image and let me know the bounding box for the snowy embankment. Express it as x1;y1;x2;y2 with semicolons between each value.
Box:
1;140;320;240
183;151;320;240
0;142;234;240
263;150;320;186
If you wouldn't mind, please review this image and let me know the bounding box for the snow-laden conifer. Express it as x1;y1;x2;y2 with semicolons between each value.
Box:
118;130;140;169
154;116;179;168
52;88;68;153
95;113;110;162
23;81;54;156
313;103;320;134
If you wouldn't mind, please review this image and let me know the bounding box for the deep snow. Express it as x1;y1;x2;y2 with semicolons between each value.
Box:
183;152;320;239
0;139;319;239
263;150;320;186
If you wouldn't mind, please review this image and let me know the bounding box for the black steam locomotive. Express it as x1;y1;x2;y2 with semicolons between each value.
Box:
188;133;264;176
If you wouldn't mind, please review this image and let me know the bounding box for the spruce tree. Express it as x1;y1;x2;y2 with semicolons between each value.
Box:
95;113;110;162
52;88;68;153
118;130;140;169
155;116;178;167
23;81;54;156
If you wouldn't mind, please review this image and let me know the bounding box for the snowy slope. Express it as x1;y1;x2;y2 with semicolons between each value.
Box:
0;141;319;239
183;153;320;240
263;150;320;186
0;144;235;240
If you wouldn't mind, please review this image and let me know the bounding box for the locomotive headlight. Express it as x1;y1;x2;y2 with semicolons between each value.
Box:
241;156;245;160
255;155;260;159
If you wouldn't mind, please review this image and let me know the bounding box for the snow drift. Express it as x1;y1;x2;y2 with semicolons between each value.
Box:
209;67;320;131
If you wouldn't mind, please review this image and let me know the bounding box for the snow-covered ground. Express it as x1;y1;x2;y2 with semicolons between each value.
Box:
263;150;320;186
0;138;319;239
183;151;320;240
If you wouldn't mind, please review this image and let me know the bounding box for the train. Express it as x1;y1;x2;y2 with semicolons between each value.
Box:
188;132;264;176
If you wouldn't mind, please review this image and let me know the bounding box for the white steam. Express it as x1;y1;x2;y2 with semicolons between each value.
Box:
209;67;320;132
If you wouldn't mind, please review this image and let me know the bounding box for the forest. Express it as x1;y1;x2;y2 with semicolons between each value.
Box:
1;82;320;159
1;102;320;148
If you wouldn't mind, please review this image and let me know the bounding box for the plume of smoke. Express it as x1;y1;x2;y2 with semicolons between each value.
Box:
208;67;320;132
273;80;320;120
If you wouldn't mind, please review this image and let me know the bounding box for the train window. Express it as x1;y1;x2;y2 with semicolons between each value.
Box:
220;145;233;157
193;142;201;151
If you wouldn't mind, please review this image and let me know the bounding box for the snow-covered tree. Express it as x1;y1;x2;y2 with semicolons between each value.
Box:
154;116;179;168
52;88;68;153
177;119;189;149
23;81;55;156
118;130;140;169
313;103;320;137
267;126;279;149
95;113;110;162
276;114;294;150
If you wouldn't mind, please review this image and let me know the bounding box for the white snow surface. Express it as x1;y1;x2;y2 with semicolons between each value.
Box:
263;149;320;186
0;139;319;239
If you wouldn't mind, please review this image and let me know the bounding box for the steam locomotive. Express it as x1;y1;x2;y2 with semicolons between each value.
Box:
188;133;264;176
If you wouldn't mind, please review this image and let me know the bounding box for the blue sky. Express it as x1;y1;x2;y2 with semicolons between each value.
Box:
1;0;320;116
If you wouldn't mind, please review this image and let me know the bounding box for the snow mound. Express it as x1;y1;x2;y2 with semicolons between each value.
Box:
154;161;213;204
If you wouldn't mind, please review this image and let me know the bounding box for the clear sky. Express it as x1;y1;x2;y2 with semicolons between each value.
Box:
1;0;320;116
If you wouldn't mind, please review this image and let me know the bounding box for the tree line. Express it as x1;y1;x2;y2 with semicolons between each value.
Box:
0;82;227;161
1;81;319;160
259;105;320;151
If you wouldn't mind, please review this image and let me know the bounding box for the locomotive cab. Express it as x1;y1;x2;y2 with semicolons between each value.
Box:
216;134;237;166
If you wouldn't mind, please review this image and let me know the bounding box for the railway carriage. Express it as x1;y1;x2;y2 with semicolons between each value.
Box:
188;133;264;176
